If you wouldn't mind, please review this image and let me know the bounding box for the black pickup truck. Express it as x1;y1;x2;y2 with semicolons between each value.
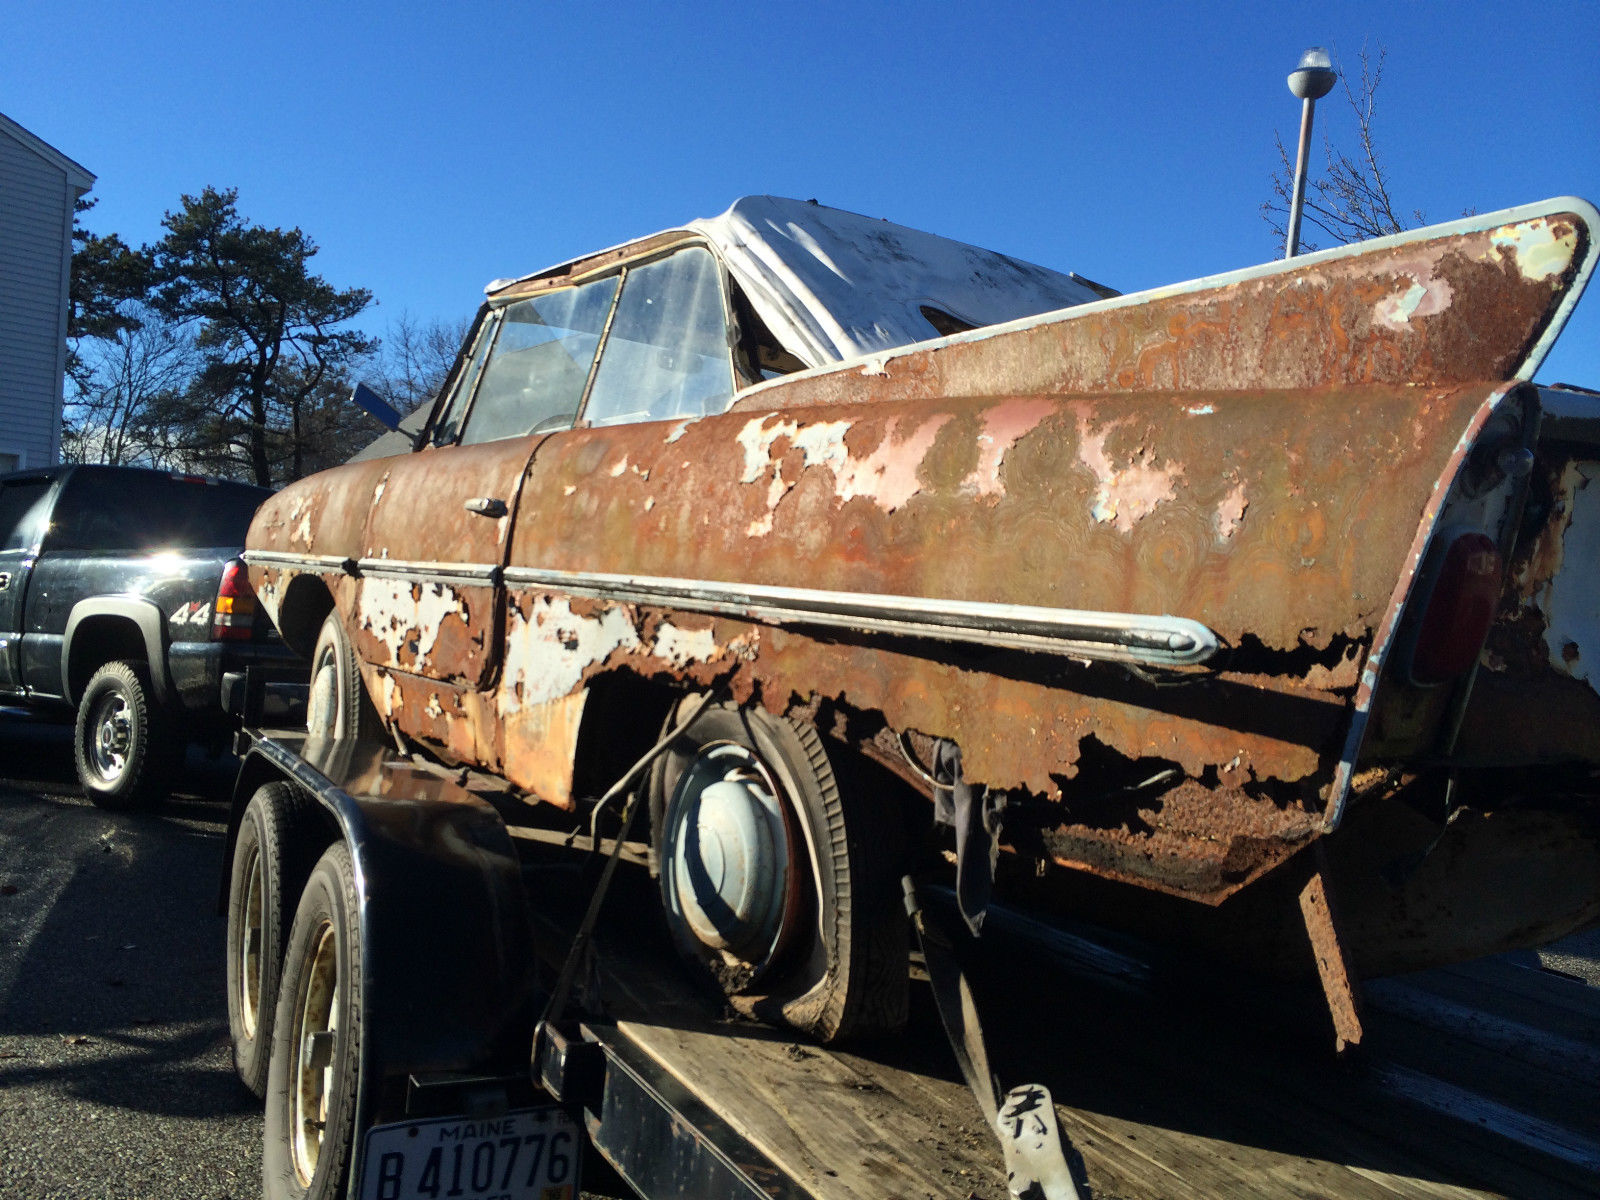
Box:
0;465;296;808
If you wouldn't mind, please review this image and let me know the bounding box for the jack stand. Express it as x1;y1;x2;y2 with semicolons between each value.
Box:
1298;841;1365;1054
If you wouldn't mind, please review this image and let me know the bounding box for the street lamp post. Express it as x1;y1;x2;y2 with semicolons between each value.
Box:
1285;46;1338;258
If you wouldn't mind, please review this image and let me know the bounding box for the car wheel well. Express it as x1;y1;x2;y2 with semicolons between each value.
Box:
570;674;680;804
276;576;335;660
67;617;149;700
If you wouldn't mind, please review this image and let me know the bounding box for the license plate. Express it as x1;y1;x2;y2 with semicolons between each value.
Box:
358;1106;580;1200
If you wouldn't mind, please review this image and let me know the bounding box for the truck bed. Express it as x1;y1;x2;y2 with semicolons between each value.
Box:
517;844;1600;1200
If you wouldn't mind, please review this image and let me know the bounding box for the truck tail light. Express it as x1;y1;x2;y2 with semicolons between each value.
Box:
1409;532;1503;685
215;560;258;642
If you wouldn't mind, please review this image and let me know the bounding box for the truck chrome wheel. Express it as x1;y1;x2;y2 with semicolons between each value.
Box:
660;740;805;984
87;691;133;783
289;919;340;1185
73;659;177;811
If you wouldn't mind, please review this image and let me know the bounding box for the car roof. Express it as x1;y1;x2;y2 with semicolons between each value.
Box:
490;196;1107;368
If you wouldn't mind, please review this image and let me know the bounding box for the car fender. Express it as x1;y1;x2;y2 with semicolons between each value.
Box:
61;597;173;706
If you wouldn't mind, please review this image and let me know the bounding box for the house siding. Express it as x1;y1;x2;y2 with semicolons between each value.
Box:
0;120;91;470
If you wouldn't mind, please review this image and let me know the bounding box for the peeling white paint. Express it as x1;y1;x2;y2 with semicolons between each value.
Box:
1077;417;1184;533
500;596;641;712
961;398;1055;499
356;578;470;672
1215;482;1249;541
1537;462;1600;687
652;622;721;670
1492;220;1577;281
288;495;314;548
644;496;655;511
1185;404;1215;416
739;412;943;527
609;456;629;477
1371;253;1454;332
664;419;693;444
425;693;443;719
563;485;576;496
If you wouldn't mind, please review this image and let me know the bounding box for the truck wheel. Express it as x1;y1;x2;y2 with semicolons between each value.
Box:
306;611;380;743
649;700;908;1042
228;782;318;1099
265;841;362;1200
73;660;179;810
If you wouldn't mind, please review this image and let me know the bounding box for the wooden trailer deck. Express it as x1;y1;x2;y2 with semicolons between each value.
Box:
517;847;1600;1200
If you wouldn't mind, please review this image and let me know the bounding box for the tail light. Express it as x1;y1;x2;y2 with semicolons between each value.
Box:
1409;532;1503;685
215;560;258;642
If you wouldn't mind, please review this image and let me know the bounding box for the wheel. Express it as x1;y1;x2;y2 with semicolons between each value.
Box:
305;611;381;743
227;782;318;1099
265;841;362;1200
73;659;180;810
649;700;908;1042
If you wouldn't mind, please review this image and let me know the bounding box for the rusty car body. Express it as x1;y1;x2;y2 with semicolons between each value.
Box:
244;195;1600;1015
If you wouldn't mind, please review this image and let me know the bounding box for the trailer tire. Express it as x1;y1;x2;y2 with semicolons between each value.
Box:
306;612;380;743
227;781;318;1099
73;659;181;810
264;841;362;1200
650;700;907;1042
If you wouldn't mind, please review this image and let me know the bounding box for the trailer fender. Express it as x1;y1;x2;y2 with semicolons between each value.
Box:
223;733;540;1150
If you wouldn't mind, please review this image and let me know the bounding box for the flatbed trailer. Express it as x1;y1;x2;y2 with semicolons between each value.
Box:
222;727;1600;1200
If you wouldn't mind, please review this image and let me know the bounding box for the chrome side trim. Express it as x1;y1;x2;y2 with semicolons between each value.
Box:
243;551;1219;666
244;550;352;573
503;566;1218;667
357;559;501;589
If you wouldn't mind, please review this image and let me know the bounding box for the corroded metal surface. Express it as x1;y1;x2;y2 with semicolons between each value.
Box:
737;210;1589;406
244;204;1596;905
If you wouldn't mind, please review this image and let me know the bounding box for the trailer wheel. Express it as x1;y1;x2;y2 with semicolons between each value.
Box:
73;659;180;809
650;700;907;1042
227;782;317;1099
265;841;362;1200
306;611;380;743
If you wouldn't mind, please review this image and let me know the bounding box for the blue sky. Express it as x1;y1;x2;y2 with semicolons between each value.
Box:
4;1;1596;384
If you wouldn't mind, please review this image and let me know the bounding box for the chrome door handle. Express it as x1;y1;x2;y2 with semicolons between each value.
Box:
464;497;507;518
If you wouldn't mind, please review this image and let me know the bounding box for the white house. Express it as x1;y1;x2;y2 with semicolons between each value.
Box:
0;112;94;473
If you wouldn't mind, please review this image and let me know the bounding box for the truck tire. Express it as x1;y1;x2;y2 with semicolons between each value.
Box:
264;841;362;1200
649;700;908;1042
73;659;180;810
228;782;319;1099
306;611;381;743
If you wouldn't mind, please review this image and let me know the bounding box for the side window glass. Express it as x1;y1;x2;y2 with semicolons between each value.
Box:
0;480;52;552
584;247;734;427
431;314;499;446
460;277;619;446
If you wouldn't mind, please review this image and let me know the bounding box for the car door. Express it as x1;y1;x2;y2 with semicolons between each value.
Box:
0;474;56;695
496;243;740;801
355;273;622;756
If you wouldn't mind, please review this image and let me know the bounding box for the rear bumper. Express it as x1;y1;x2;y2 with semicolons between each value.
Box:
168;640;301;718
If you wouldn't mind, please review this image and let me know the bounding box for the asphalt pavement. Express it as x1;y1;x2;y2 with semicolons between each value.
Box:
0;714;258;1200
2;706;1595;1200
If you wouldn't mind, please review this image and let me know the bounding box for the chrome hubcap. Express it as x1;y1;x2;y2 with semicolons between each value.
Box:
290;920;339;1185
306;652;338;739
663;741;801;977
89;694;133;782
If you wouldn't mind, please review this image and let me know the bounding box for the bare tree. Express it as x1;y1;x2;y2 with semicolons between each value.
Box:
368;312;472;417
1263;44;1429;253
62;304;195;467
